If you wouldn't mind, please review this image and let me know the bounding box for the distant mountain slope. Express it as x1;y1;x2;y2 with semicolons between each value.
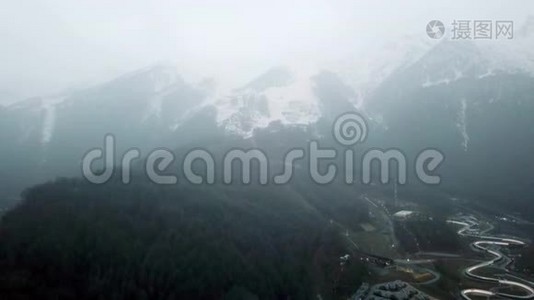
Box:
1;22;534;216
365;38;534;214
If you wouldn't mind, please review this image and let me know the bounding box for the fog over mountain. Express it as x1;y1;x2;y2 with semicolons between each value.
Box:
1;2;534;300
2;16;534;200
1;0;532;101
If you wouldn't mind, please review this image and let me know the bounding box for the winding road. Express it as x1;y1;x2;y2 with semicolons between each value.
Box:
448;220;534;299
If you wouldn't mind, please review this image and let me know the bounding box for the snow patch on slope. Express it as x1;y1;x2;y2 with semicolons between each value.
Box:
148;65;180;93
457;98;469;151
41;96;66;145
141;64;183;122
215;66;321;137
333;35;436;99
477;18;534;75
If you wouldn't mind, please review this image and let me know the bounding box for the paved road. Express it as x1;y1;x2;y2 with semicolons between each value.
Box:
448;220;534;299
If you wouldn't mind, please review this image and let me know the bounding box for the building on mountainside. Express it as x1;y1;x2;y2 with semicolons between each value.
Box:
393;210;415;221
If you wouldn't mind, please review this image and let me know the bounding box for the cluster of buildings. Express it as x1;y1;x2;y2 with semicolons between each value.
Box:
351;280;434;300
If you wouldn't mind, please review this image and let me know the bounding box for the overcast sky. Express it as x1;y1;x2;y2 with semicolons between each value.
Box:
1;0;532;103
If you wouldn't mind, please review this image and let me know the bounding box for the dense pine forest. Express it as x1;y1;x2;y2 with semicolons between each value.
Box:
0;176;370;299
